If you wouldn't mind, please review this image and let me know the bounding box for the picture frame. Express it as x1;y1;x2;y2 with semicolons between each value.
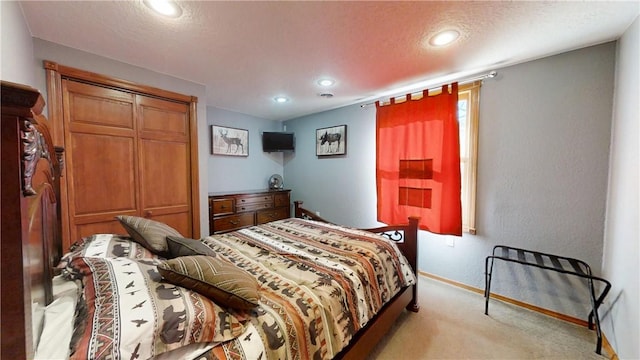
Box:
316;124;347;156
211;125;248;156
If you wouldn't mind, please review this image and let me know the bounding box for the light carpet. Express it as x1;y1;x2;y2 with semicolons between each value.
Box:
368;276;607;360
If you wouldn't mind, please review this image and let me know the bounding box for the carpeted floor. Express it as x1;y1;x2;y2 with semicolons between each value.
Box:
368;276;607;360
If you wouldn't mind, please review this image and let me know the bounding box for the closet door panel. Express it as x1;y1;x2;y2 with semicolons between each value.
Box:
138;139;192;237
148;212;192;240
76;220;127;240
138;97;189;142
64;80;134;129
139;140;189;207
69;133;137;215
137;96;192;237
63;80;138;242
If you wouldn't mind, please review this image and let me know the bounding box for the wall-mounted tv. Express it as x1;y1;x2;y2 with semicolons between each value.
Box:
262;132;295;152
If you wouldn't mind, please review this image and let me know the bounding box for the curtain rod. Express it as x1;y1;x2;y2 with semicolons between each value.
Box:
360;70;497;108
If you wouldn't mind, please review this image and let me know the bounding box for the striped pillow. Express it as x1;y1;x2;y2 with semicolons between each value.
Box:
116;215;182;257
158;255;259;310
166;236;216;258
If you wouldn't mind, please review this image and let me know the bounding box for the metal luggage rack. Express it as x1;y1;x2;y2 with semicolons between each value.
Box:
484;245;611;355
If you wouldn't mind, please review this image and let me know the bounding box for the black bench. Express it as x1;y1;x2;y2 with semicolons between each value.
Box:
484;245;611;355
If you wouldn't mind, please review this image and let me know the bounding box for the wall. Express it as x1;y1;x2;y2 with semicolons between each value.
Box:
283;104;380;226
285;42;616;320
206;107;285;193
1;1;36;86
602;16;639;359
30;39;210;238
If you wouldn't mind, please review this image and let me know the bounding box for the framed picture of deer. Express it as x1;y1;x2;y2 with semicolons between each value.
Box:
211;125;249;156
316;124;347;156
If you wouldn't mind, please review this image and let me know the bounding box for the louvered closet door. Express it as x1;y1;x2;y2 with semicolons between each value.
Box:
137;96;192;237
62;80;139;241
62;81;193;241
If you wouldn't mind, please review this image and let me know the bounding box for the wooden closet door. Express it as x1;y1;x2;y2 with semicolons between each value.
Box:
62;80;138;241
62;81;194;241
137;96;193;237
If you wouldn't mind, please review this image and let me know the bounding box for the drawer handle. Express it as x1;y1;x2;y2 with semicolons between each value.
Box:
220;205;226;209
241;199;246;203
229;220;239;225
240;207;246;211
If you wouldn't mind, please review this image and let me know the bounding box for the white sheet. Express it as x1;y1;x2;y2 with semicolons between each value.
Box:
34;275;79;360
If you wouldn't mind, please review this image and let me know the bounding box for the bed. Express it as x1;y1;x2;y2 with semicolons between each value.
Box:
1;81;420;360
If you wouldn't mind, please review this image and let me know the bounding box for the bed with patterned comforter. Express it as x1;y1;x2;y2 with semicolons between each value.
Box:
60;218;416;360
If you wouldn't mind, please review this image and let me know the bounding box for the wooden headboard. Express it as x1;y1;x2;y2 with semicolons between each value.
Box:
1;81;64;359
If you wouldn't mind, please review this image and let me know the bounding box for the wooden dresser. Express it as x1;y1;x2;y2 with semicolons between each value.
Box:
209;189;291;234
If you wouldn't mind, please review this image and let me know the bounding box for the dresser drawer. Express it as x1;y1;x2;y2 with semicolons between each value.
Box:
213;213;254;233
256;207;289;224
274;192;290;207
236;194;273;206
237;202;272;213
212;198;234;216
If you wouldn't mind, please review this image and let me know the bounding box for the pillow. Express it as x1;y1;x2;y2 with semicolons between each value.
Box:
68;257;246;358
158;255;259;310
166;236;216;258
116;215;182;256
57;234;159;271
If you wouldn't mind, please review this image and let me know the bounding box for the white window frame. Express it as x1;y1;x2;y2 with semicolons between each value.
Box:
458;81;481;234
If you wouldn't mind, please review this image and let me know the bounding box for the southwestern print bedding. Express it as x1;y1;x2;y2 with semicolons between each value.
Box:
63;218;415;360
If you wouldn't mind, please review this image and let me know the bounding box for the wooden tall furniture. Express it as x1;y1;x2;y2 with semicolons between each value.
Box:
1;81;63;359
44;61;200;251
209;189;291;234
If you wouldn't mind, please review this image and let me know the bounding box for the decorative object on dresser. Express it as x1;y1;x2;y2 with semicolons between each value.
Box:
209;189;291;234
268;174;284;190
211;125;248;156
316;124;347;156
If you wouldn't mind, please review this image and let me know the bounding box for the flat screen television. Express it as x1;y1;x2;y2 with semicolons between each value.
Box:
262;132;295;152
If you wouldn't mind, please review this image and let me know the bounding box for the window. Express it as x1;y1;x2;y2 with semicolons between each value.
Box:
376;81;481;234
457;82;481;234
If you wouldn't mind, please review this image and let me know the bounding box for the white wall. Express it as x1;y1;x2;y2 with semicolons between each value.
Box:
206;107;285;193
1;1;35;86
602;16;639;359
30;39;210;238
285;42;617;321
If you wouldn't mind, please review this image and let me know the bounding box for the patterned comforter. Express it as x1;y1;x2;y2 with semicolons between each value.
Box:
65;218;415;360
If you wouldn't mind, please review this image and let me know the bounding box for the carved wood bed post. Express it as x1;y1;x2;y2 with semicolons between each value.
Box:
1;81;63;359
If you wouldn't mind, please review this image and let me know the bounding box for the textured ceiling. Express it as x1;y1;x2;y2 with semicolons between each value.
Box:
20;1;640;121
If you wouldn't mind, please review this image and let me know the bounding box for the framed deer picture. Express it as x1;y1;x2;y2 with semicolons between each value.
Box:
316;124;347;156
211;125;249;156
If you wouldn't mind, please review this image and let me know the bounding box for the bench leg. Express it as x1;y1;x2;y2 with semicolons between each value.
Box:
484;256;494;315
586;277;603;355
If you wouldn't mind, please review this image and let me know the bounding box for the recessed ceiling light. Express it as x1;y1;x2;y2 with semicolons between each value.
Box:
274;96;289;103
143;0;183;18
318;79;335;87
429;30;460;47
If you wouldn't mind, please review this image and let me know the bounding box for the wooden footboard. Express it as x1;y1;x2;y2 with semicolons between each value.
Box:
294;200;420;359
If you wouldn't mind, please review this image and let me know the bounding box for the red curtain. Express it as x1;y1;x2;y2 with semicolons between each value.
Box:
376;83;462;236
